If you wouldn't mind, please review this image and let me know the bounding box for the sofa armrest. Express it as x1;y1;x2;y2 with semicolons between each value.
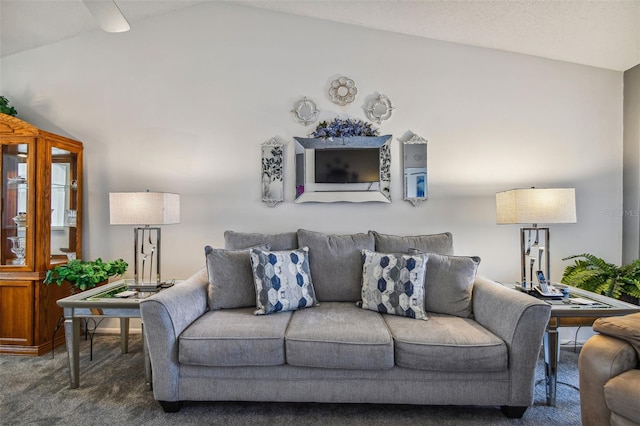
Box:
472;276;551;406
579;334;638;426
140;267;208;401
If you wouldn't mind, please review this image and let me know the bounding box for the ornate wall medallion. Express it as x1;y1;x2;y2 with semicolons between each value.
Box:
291;97;319;126
365;94;394;124
329;76;358;106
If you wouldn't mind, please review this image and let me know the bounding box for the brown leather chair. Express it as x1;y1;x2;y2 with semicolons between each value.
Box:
579;313;640;426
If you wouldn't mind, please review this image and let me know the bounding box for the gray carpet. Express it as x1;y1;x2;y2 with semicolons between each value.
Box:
0;335;582;425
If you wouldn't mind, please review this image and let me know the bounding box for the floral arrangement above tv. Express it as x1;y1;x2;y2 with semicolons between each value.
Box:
311;118;379;140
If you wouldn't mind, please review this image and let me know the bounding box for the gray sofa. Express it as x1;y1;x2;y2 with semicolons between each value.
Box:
140;230;551;418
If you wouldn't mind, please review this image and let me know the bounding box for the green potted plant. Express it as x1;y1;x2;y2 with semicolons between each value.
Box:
44;258;128;292
561;253;640;305
0;96;18;116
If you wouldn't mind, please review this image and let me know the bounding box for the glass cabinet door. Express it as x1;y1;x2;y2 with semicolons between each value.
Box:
1;141;34;268
50;146;80;264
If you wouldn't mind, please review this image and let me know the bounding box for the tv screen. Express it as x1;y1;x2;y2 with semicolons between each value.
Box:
314;148;380;184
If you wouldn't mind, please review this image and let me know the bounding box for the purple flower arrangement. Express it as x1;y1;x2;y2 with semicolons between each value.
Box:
311;118;379;139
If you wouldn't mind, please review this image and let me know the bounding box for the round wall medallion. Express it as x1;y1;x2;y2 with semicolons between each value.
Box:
365;94;394;124
329;76;358;106
291;97;319;126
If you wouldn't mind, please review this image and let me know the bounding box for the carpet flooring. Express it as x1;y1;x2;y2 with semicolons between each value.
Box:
0;335;582;425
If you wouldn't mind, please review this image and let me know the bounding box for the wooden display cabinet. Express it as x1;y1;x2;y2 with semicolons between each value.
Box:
0;114;83;355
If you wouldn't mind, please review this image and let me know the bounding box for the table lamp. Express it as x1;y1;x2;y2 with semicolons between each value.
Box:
496;188;576;288
109;191;180;285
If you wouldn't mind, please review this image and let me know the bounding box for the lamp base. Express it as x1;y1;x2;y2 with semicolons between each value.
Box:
125;279;161;291
519;226;550;288
133;227;161;285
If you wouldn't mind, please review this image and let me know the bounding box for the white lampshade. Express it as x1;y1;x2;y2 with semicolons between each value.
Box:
109;192;180;225
496;188;576;225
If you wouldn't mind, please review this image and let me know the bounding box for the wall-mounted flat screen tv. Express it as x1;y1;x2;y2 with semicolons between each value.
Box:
314;148;380;184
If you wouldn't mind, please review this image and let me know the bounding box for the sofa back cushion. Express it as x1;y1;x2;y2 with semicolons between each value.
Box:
285;302;394;370
224;230;298;251
297;229;375;302
205;244;268;310
370;231;454;255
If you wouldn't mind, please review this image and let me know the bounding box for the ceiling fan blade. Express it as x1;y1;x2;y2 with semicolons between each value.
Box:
83;0;130;33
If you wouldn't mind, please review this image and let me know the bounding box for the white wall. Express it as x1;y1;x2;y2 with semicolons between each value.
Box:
0;2;624;287
623;64;640;264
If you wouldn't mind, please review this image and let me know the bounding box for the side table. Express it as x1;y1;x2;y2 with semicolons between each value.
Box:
505;283;640;406
57;279;179;389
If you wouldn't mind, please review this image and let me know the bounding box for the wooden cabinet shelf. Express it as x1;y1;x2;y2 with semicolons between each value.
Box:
0;114;83;355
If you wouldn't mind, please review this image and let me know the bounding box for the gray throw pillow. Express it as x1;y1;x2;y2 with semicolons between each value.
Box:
224;230;298;251
370;231;454;255
358;249;429;320
297;229;375;302
413;251;480;318
249;247;319;315
205;244;269;310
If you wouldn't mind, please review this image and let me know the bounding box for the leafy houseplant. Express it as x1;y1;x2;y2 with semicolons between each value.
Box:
0;96;18;116
561;253;640;304
44;258;128;292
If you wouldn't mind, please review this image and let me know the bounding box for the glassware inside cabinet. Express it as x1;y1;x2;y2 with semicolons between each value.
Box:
2;143;29;266
8;236;26;265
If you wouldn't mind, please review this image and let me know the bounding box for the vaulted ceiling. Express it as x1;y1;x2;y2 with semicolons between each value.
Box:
1;0;639;72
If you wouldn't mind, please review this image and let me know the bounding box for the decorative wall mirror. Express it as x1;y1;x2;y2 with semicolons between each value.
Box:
365;94;394;124
294;135;391;203
291;97;319;126
402;134;428;206
261;138;285;207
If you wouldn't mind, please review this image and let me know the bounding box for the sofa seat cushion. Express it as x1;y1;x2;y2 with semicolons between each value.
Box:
604;369;640;423
285;302;394;369
179;308;292;367
384;313;507;372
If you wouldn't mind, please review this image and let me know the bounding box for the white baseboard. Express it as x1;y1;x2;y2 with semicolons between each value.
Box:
86;318;143;334
92;327;142;335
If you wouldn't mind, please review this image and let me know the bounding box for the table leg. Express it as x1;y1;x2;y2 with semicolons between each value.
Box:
543;327;560;406
120;318;130;354
142;323;152;391
64;315;80;389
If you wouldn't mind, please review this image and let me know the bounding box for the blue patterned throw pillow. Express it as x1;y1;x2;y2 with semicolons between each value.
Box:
358;249;428;320
249;247;319;315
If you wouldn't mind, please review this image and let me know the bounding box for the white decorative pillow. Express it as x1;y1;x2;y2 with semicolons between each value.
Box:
358;249;428;320
249;247;319;315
